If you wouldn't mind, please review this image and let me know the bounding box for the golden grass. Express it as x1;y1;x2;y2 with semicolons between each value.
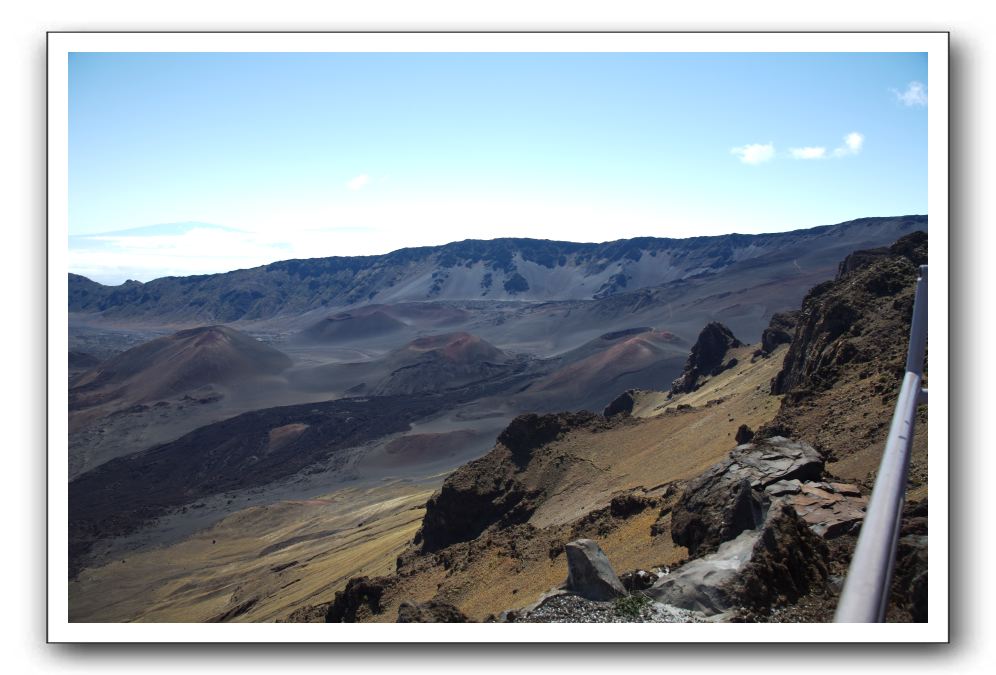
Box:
69;481;435;622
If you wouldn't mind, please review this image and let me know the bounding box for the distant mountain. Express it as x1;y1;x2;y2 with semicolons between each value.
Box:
69;325;292;413
67;216;927;322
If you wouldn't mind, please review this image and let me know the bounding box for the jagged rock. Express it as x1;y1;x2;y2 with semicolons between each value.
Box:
786;482;868;538
603;390;639;418
760;311;800;354
564;539;626;601
609;492;655;518
671;436;823;557
415;412;599;553
725;502;830;611
771;231;927;395
396;600;471;623
497;411;599;466
325;576;394;622
649;502;829;615
670;322;743;395
735;424;754;444
620;569;660;591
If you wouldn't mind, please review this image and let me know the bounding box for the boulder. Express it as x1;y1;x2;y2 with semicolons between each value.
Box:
396;600;470;623
670;322;743;395
564;539;626;601
726;502;830;611
649;502;829;615
648;528;759;614
734;424;755;444
671;436;823;557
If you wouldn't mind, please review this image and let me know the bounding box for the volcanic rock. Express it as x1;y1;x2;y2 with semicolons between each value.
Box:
325;576;394;622
649;502;829;615
497;411;599;467
564;539;627;601
670;322;743;395
670;436;823;557
771;231;927;396
785;482;868;539
760;311;800;355
725;502;830;611
603;390;640;418
734;424;755;444
396;600;471;623
414;413;597;553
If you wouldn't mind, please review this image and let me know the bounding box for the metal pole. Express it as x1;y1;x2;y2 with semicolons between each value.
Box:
834;265;927;623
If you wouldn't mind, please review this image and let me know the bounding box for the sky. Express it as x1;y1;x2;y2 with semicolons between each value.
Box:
68;52;929;284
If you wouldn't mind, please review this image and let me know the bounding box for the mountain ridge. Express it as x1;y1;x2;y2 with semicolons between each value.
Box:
68;215;927;322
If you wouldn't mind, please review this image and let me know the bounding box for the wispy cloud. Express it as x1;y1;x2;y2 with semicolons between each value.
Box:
789;146;827;160
893;81;928;107
346;174;370;191
731;143;775;165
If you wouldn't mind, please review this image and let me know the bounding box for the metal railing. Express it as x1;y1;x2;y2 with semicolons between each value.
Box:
834;264;928;623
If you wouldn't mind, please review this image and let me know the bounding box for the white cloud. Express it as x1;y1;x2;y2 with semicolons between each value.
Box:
832;131;865;157
894;81;928;107
789;146;827;160
730;143;775;165
346;174;370;191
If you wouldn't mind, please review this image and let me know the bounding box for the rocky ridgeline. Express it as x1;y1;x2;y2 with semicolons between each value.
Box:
759;310;800;356
309;232;930;624
669;322;743;395
771;230;927;396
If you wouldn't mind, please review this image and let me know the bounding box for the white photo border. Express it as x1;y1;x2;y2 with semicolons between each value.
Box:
47;31;949;643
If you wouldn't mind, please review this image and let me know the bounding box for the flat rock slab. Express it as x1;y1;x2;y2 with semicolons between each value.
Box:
786;482;867;539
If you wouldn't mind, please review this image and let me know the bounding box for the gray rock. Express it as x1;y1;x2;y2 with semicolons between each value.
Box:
648;529;760;614
650;502;829;615
671;436;823;557
564;539;626;601
765;479;803;497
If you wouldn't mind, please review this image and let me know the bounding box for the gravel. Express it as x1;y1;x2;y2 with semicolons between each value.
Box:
513;593;703;623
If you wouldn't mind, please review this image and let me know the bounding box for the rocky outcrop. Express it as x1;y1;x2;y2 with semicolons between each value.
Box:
670;322;743;395
603;390;640;418
325;576;394;622
649;502;829;615
771;231;927;396
780;481;868;539
724;502;830;611
564;539;627;601
760;310;799;355
670;437;823;557
415;412;597;552
396;601;471;623
734;424;754;444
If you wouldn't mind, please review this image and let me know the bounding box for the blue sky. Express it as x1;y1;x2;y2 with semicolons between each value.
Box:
69;52;928;284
